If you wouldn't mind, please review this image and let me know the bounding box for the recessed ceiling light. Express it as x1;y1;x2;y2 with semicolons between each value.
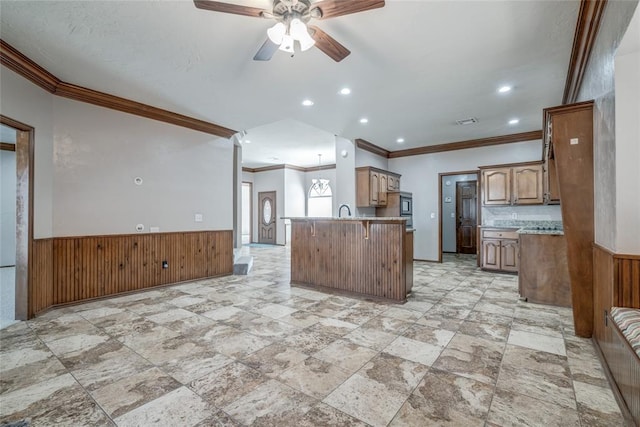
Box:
302;99;314;107
509;118;520;125
339;87;351;95
498;85;512;93
396;138;405;144
359;118;369;124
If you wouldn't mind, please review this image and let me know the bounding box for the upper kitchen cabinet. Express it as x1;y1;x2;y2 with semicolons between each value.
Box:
356;166;401;207
480;162;544;206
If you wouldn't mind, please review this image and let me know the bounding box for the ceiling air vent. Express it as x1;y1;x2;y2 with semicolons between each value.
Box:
456;117;479;125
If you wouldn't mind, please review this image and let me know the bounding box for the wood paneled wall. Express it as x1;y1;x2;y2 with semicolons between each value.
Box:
593;244;640;425
291;220;411;302
29;230;233;317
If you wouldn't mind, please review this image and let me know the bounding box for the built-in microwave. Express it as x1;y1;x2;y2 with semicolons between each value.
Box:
400;193;412;216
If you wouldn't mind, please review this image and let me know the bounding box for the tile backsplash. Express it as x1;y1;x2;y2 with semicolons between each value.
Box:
482;205;562;226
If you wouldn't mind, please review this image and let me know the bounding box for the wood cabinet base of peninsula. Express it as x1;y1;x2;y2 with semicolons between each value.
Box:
289;218;413;303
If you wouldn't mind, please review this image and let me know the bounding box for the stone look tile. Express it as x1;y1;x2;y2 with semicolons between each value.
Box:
324;373;408;427
314;339;378;373
0;249;625;427
391;369;493;426
507;329;566;356
189;361;267;408
487;389;580;427
296;402;369;427
496;364;577;410
573;380;625;426
278;357;353;399
114;386;213;426
432;333;504;384
90;367;181;418
384;336;444;367
223;379;315;426
242;343;309;378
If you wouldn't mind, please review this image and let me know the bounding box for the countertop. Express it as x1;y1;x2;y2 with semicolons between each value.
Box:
282;216;407;221
480;220;564;236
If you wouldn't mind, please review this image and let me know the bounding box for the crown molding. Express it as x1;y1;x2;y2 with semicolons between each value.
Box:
355;138;391;158
243;163;337;173
562;0;607;104
387;130;543;158
0;39;236;138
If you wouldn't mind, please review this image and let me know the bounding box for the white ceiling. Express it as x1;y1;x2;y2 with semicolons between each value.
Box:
0;0;579;168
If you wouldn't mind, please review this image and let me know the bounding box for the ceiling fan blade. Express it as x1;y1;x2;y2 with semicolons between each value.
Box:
193;0;267;18
253;39;279;61
308;25;350;62
310;0;385;19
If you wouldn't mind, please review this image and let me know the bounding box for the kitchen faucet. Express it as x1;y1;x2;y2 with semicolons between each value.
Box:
338;204;352;218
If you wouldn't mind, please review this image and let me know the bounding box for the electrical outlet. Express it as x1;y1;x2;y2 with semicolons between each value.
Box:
194;213;203;222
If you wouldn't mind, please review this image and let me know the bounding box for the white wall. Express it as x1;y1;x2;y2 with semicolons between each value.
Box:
441;173;477;253
0;66;54;238
51;98;233;236
614;8;640;254
334;137;356;217
1;149;17;266
284;168;307;242
355;146;389;170
389;140;542;260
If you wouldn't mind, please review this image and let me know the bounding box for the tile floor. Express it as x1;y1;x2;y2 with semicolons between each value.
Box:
0;246;626;426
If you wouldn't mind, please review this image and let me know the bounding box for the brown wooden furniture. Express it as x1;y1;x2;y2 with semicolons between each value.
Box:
480;227;519;273
479;162;544;206
356;166;401;207
288;217;413;302
606;309;640;426
518;233;571;307
546;100;594;337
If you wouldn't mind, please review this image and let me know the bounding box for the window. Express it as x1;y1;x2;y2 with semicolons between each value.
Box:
308;179;332;217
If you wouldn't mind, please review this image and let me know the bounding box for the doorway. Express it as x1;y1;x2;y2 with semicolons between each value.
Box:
456;181;477;254
0;116;34;324
258;191;276;245
241;182;252;245
439;171;478;262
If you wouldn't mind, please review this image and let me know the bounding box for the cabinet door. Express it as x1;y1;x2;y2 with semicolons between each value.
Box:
482;168;511;205
513;165;543;205
546;157;561;204
370;171;380;205
387;175;396;192
501;239;519;272
394;177;401;191
378;173;388;205
482;239;501;270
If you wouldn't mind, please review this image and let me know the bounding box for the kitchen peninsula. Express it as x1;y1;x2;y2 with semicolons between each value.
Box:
286;217;413;302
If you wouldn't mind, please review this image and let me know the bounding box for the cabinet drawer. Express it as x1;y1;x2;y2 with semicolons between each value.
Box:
482;230;518;240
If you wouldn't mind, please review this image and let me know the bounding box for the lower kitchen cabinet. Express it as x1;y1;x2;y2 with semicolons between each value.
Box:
480;228;519;273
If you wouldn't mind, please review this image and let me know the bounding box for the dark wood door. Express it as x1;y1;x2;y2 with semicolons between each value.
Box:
456;181;477;254
258;191;276;245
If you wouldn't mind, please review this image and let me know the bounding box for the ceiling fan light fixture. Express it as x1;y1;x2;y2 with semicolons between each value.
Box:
279;33;295;53
267;22;286;44
290;18;316;51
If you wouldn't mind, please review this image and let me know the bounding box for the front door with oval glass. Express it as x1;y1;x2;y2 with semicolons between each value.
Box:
258;191;276;245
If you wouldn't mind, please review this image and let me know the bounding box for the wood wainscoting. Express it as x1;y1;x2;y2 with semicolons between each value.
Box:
29;230;233;317
592;244;640;424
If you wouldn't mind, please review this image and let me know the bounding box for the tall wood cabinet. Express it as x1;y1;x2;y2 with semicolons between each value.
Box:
544;100;594;337
356;166;401;207
480;162;544;206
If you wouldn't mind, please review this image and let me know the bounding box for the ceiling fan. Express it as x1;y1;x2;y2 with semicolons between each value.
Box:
193;0;385;62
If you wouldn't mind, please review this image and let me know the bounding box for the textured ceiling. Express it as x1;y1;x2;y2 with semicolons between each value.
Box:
0;0;579;167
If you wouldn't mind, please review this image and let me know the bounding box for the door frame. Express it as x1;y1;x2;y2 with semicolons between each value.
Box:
455;180;478;254
242;181;253;244
438;170;479;263
1;115;34;320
